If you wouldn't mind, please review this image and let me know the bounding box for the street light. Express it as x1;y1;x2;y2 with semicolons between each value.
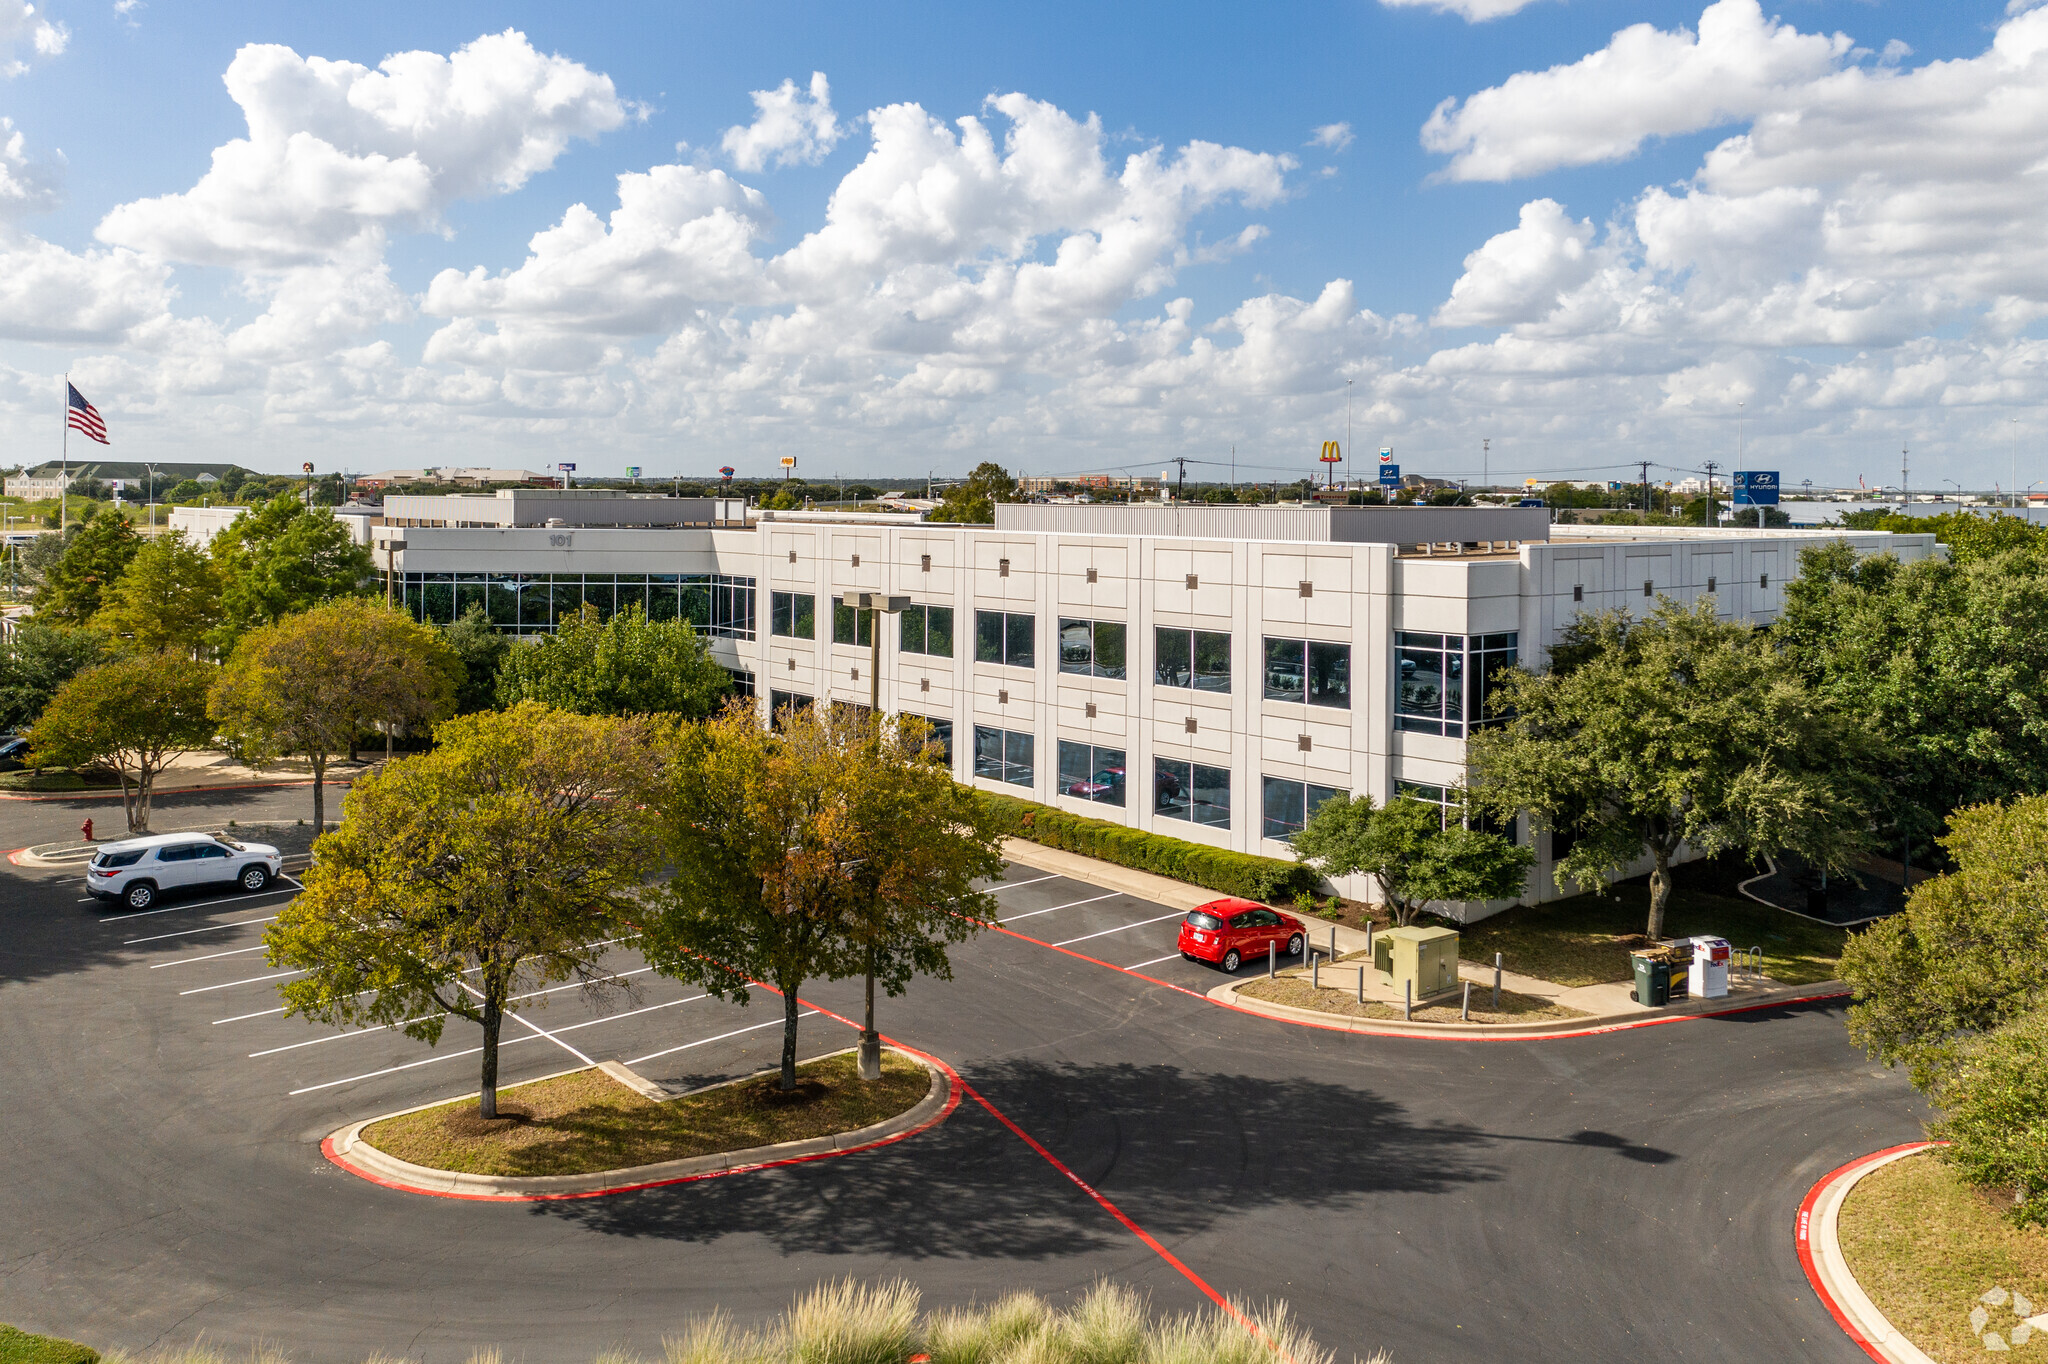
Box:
841;589;911;1082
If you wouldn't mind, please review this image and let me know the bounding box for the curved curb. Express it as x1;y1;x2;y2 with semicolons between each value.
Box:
1795;1142;1942;1364
322;1044;959;1202
1206;977;1851;1041
0;777;331;804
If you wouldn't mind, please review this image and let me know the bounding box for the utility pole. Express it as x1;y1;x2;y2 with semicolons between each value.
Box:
1169;455;1190;505
1482;437;1490;495
1346;380;1353;494
1900;443;1909;512
1702;460;1720;527
1637;460;1652;514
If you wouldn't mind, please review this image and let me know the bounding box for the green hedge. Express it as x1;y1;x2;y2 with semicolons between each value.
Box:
976;791;1320;903
0;1325;98;1364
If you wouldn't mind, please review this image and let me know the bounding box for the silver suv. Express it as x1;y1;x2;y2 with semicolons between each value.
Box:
85;832;284;911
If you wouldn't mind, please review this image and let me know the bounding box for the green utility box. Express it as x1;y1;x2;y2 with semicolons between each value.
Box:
1375;925;1461;1001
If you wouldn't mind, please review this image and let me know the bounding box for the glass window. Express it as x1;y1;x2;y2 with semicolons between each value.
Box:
975;610;1033;667
1056;739;1127;806
771;591;816;639
1399;779;1519;843
833;599;874;647
486;577;520;629
423;573;455;626
583;578;615;621
1193;631;1230;691
1093;621;1126;679
1155;757;1231;828
1396;632;1515;736
1155;627;1229;691
1471;632;1519;727
726;668;755;699
900;604;954;657
648;574;681;624
681;577;711;629
768;690;813;729
1308;641;1350;709
1263;637;1303;702
973;725;1034;785
1262;777;1349;841
903;715;953;767
456;575;486;622
1059;620;1127;678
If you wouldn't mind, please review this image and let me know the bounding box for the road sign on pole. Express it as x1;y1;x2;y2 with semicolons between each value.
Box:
1732;471;1780;506
1378;463;1401;488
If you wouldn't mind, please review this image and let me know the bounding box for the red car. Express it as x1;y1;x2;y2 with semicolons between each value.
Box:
1177;897;1304;971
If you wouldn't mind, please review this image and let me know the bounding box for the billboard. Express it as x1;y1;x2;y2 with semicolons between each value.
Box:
1732;470;1780;506
1379;447;1393;464
625;465;641;480
1378;463;1401;487
1319;441;1342;464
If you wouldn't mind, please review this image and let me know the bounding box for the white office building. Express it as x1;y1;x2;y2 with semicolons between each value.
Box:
372;491;1938;920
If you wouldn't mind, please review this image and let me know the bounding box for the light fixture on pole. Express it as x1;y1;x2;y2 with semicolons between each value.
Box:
842;589;911;1082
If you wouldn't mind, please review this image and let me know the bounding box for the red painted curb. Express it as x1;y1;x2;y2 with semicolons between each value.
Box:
322;1039;964;1202
0;777;339;803
1794;1142;1939;1363
988;920;1849;1041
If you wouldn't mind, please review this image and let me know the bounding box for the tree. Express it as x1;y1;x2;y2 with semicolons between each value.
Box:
1779;540;2048;855
497;604;730;718
210;495;373;651
92;531;224;653
0;623;106;731
265;705;662;1119
1468;599;1876;939
445;603;510;715
641;703;874;1091
210;598;460;829
932;462;1017;524
30;653;215;832
1293;794;1533;925
1841;795;2048;1092
19;527;73;591
36;508;140;626
1927;1009;2048;1228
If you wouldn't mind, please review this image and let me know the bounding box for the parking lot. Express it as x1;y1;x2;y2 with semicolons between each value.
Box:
0;800;1932;1364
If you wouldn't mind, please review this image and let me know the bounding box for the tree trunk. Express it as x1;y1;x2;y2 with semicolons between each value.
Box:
135;763;154;833
121;769;141;834
779;982;800;1091
1646;846;1673;940
479;988;502;1119
310;754;326;831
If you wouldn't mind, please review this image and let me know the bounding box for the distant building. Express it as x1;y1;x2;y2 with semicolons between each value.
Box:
354;468;558;492
4;461;242;500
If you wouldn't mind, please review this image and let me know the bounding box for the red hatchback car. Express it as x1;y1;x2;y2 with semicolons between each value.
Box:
1177;897;1304;972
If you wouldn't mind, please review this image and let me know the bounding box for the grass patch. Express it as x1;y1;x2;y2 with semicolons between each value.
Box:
0;1325;98;1364
1454;857;1848;987
1239;972;1587;1025
362;1050;930;1178
1838;1149;2048;1361
0;768;121;792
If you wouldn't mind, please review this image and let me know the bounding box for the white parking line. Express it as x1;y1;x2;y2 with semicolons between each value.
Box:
204;935;641;1023
125;915;279;945
1051;910;1185;948
246;970;661;1058
178;969;303;996
461;980;593;1066
214;1005;290;1025
101;886;297;923
1124;953;1183;969
990;872;1061;892
149;943;270;969
999;891;1123;923
287;993;710;1095
627;1011;820;1066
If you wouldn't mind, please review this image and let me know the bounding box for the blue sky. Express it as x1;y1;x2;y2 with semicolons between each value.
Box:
0;0;2040;490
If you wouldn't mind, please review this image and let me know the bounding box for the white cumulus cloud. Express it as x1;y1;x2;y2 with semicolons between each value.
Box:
721;71;843;171
1308;122;1354;152
1378;0;1552;21
0;0;66;75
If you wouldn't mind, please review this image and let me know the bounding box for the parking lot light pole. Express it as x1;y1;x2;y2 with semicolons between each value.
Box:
847;590;911;1082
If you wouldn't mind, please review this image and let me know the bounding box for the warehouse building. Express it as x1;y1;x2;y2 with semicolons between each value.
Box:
371;491;1938;918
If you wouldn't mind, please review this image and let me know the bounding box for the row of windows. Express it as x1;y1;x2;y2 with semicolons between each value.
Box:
1394;632;1518;738
400;572;756;638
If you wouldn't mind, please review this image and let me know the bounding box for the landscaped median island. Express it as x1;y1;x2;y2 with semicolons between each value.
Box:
1837;1148;2048;1362
358;1049;931;1180
1238;969;1588;1026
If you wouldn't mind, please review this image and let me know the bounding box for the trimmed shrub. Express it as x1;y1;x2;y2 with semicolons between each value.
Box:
0;1325;99;1364
976;792;1320;904
1930;1007;2048;1227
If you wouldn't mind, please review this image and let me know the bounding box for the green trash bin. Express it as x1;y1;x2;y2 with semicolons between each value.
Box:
1631;953;1671;1006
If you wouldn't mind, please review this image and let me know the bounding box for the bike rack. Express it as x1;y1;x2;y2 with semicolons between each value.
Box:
1738;946;1764;978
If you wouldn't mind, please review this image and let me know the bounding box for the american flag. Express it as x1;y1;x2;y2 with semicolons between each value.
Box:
67;382;108;445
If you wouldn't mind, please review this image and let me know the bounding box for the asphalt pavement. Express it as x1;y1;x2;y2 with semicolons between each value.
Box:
0;793;1928;1363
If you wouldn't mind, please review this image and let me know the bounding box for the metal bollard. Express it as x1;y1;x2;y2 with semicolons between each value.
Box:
1356;962;1365;1004
1493;952;1502;1011
1268;941;1275;978
1462;981;1471;1021
1404;979;1412;1021
1330;925;1339;959
1365;921;1374;959
1311;954;1319;990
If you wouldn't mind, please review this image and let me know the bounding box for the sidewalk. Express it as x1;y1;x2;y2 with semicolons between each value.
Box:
0;750;374;801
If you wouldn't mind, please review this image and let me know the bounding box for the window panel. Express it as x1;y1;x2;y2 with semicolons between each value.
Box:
1005;612;1035;668
772;591;815;639
1093;621;1126;679
1263;637;1306;702
550;576;583;627
927;605;953;658
1193;631;1231;691
423;574;455;626
487;578;520;629
1059;619;1093;675
973;725;1033;785
834;599;873;646
900;607;926;653
975;610;1032;666
648;578;680;623
583;579;615;621
1307;641;1351;709
1261;777;1306;842
1155;627;1191;687
456;576;486;622
975;610;1002;663
1058;740;1126;806
681;578;711;629
1156;758;1230;828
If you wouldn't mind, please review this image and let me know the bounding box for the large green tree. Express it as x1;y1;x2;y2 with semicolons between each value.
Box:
266;705;662;1119
36;509;140;626
1842;795;2048;1092
0;623;106;732
1293;793;1533;926
210;598;459;829
444;603;510;715
1927;1009;2048;1228
1469;599;1876;938
497;603;730;717
92;530;224;653
931;462;1017;524
30;652;215;832
1779;540;2048;852
210;495;373;651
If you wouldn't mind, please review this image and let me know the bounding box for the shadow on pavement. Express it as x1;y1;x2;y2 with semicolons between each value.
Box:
530;1058;1677;1256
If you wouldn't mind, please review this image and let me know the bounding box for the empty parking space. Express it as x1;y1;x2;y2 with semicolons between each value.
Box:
982;863;1286;989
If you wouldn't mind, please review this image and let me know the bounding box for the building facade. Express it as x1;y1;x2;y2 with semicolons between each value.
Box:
372;494;1938;919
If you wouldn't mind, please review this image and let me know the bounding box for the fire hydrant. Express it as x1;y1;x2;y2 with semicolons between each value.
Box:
80;818;94;842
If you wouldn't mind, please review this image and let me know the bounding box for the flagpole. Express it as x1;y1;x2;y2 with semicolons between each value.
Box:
60;373;68;534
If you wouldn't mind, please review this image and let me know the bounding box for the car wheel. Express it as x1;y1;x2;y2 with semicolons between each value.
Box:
124;882;155;911
1286;933;1304;957
240;864;270;892
1221;949;1241;972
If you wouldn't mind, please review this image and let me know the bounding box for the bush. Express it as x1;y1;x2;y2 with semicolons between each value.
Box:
976;791;1320;904
1930;1008;2048;1228
0;1325;99;1364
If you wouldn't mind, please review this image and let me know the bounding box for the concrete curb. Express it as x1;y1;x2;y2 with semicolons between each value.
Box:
322;1044;958;1201
0;777;332;804
1209;976;1850;1039
12;820;317;869
1796;1143;1943;1364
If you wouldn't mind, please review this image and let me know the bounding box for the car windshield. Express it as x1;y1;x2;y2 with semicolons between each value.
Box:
212;835;246;851
1185;912;1222;930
